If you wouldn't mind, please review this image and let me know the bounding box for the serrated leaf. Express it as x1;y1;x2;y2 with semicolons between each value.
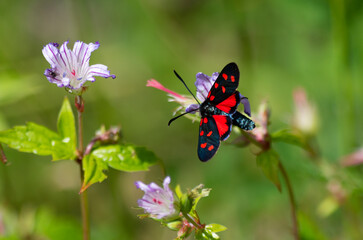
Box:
57;97;76;159
205;224;227;233
81;154;108;192
256;149;281;191
92;144;158;172
271;129;307;149
81;144;159;192
0;122;74;161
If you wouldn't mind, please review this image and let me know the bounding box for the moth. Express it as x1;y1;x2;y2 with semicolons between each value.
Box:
169;63;255;161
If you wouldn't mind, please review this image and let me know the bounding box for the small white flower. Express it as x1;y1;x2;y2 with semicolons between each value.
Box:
135;176;176;219
42;41;115;94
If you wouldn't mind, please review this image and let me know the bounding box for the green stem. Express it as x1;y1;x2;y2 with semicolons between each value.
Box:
240;129;264;148
244;128;299;239
278;162;300;240
76;95;90;240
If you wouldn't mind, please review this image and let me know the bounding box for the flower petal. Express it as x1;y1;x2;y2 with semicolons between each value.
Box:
195;72;217;102
147;79;186;100
42;43;60;67
86;64;116;81
185;104;199;113
73;41;100;67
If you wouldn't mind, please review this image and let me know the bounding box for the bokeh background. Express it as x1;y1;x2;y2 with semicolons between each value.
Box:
1;0;363;239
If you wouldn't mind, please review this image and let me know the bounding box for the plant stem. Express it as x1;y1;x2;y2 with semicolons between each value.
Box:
278;162;299;240
0;144;7;164
76;95;90;240
182;212;214;238
80;164;90;240
240;129;264;148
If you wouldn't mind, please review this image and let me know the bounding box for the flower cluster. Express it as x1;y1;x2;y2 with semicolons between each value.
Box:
42;41;115;94
135;176;226;239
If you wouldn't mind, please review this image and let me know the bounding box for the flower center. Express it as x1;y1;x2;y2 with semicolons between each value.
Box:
71;69;76;76
153;198;163;205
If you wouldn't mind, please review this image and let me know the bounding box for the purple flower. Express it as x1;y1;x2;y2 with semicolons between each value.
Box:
42;41;116;94
185;72;219;113
135;176;176;219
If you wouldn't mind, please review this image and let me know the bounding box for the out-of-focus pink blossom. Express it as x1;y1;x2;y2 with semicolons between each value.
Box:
341;148;363;167
292;88;318;135
252;101;270;142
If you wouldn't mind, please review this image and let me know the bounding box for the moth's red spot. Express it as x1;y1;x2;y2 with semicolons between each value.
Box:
215;83;219;88
213;115;229;137
153;198;162;205
210;95;215;101
200;130;204;136
208;145;214;151
207;91;211;98
71;69;76;76
201;143;207;148
222;73;228;80
204;118;208;123
231;75;235;82
200;119;203;126
222;86;226;93
216;93;238;113
207;131;213;137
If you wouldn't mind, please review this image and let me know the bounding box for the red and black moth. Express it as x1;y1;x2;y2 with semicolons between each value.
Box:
169;63;255;162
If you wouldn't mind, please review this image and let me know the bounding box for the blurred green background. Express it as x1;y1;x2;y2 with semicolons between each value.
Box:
1;0;363;239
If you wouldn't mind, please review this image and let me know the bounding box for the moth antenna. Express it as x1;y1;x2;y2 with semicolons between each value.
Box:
173;70;200;105
168;109;198;126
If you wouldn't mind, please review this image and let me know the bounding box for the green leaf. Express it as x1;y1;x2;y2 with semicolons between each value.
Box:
205;224;227;233
81;154;108;192
271;129;307;149
0;122;74;161
81;144;158;192
256;149;281;191
92;144;158;172
195;228;220;240
57;97;76;159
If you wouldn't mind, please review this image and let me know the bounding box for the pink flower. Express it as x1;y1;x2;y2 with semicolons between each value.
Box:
147;79;196;116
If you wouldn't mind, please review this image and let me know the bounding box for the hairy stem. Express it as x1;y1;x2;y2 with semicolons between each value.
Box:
76;95;90;240
279;162;299;240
